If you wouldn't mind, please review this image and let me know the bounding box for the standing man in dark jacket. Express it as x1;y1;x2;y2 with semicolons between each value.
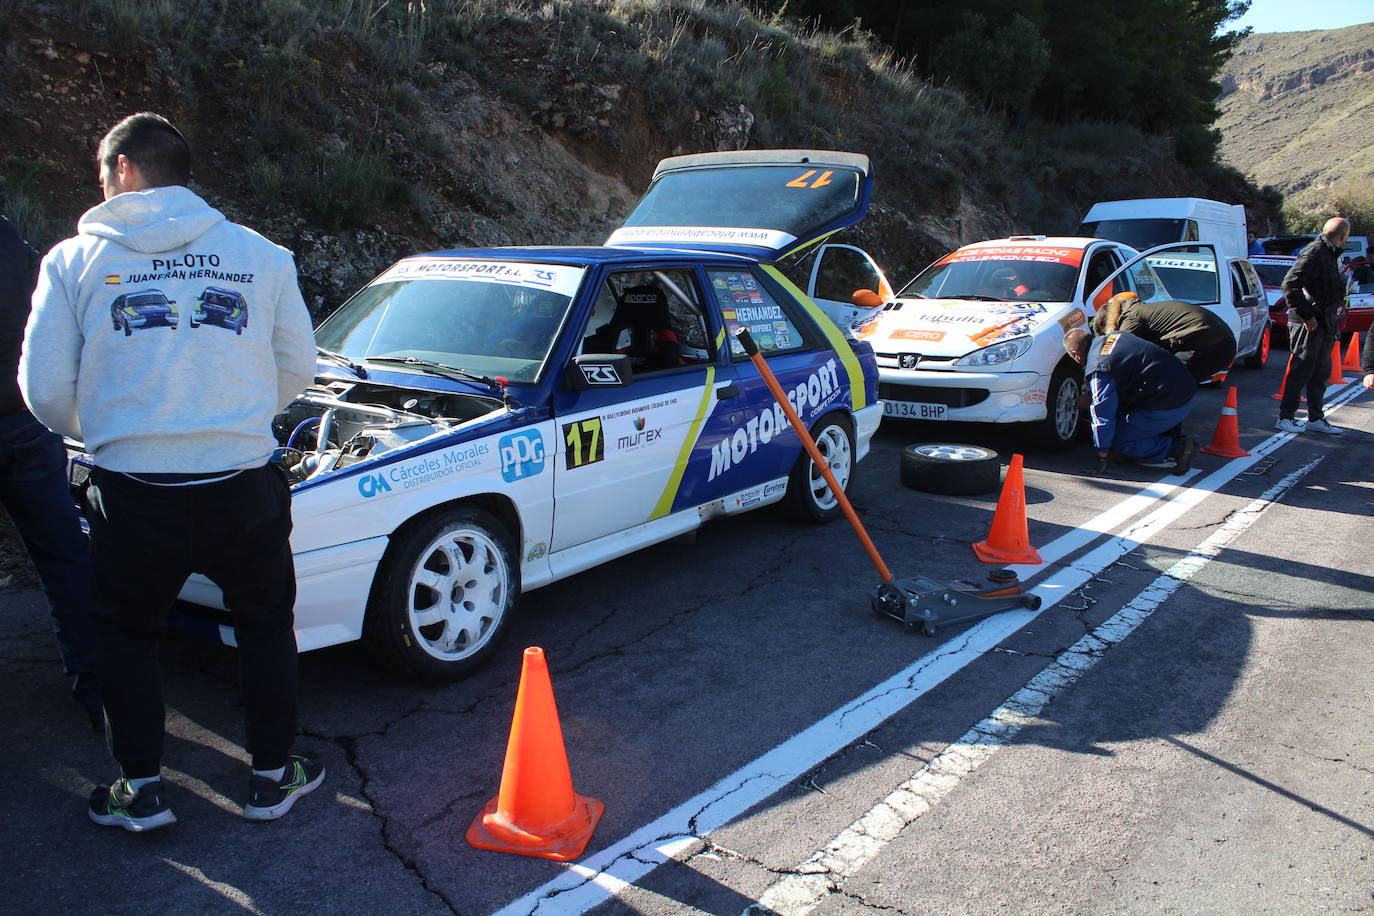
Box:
0;214;102;729
1065;328;1197;475
1094;291;1237;383
1277;217;1350;435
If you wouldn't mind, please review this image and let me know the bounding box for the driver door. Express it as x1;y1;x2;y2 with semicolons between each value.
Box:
805;243;893;333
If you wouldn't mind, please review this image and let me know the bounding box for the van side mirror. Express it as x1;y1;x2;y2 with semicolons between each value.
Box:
566;353;634;389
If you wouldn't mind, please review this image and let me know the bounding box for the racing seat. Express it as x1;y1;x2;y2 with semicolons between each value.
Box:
586;283;681;371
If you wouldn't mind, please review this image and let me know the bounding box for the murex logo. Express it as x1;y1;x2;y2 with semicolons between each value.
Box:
500;430;545;482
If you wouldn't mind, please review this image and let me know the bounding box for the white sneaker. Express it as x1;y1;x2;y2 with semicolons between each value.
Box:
1306;418;1343;436
1274;417;1305;434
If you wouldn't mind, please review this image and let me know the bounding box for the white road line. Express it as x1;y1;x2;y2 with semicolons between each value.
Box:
494;382;1364;916
746;456;1324;916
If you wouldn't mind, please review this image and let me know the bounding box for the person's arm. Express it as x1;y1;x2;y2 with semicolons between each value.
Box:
1281;246;1319;329
1087;371;1118;455
271;254;317;411
19;249;84;439
1362;324;1374;389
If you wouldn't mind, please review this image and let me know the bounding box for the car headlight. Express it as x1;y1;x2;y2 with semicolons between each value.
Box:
955;335;1033;367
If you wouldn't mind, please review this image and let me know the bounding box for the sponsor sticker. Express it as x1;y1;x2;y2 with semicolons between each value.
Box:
499;430;545;482
891;328;946;342
938;245;1085;267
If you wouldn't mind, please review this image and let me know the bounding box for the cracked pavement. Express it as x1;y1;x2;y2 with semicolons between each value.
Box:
2;374;1373;915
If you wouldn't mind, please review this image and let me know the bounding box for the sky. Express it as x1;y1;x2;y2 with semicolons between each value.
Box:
1228;0;1373;33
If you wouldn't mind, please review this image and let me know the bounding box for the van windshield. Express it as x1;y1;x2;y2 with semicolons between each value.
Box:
1080;218;1195;251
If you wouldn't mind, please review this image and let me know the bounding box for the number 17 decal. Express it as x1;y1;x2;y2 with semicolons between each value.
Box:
786;169;834;189
562;417;605;469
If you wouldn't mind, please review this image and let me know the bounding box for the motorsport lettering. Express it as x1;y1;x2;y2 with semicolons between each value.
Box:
708;359;841;482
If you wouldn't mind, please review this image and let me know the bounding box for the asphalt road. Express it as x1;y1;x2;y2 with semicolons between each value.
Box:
1;358;1371;915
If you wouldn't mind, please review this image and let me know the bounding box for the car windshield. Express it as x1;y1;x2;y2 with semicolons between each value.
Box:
1080;218;1192;251
897;253;1079;302
1252;263;1291;287
314;259;585;384
129;294;164;307
620;165;861;239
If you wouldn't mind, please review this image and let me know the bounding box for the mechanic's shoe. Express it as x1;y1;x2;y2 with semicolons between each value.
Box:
1135;457;1177;469
1305;418;1343;436
1274;417;1305;434
1169;437;1197;476
88;778;176;832
242;756;325;821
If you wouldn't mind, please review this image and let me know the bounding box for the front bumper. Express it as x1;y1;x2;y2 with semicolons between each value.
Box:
877;367;1049;424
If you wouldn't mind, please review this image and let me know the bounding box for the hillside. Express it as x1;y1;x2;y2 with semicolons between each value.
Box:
1;0;1275;322
1216;22;1374;202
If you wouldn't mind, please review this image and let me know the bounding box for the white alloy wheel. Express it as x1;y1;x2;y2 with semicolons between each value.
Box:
406;523;509;662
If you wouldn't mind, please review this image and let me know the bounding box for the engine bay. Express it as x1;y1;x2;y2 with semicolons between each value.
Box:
272;379;504;483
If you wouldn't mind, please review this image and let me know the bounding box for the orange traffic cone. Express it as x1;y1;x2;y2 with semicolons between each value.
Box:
973;453;1041;565
467;647;603;861
1270;354;1305;402
1344;333;1362;371
1325;340;1346;385
1200;386;1250;458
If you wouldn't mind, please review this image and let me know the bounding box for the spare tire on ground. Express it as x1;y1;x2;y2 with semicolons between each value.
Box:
900;443;1001;496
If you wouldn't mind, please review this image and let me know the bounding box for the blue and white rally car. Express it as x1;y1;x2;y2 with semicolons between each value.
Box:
174;150;884;680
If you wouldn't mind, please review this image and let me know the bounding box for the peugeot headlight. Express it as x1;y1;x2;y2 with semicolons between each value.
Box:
955;335;1033;367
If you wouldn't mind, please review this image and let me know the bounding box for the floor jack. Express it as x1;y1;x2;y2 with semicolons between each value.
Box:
736;329;1041;637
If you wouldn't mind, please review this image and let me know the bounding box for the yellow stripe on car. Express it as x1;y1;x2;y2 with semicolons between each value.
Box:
761;264;867;410
649;365;716;521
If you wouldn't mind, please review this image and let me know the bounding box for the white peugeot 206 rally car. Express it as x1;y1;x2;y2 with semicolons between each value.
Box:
69;150;889;681
856;236;1251;448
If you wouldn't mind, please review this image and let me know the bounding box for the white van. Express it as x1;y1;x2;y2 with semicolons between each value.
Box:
1079;198;1248;263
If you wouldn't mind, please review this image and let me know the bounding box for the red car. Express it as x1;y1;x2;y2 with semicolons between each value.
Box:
1250;255;1295;345
1342;258;1374;334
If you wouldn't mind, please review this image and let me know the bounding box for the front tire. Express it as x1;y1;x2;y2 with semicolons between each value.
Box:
784;413;854;524
1034;362;1081;450
363;506;517;681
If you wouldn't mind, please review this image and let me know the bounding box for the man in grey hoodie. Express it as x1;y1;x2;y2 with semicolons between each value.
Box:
22;113;321;831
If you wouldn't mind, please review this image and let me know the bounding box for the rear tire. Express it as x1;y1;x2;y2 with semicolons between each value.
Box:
1243;324;1271;369
363;506;517;682
784;413;854;524
900;443;1001;495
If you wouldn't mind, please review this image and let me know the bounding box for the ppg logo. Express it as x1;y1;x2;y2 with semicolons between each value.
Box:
499;430;545;482
358;472;392;498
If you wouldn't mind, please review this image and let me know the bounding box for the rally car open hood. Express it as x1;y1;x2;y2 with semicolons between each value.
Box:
605;149;873;262
859;298;1075;358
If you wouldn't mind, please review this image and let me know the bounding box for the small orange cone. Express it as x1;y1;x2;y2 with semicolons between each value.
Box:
467;647;603;861
1200;386;1250;458
973;453;1041;565
1325;340;1346;385
1270;353;1305;402
1343;333;1362;371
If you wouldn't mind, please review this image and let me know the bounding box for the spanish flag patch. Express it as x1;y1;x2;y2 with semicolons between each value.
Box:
104;274;121;285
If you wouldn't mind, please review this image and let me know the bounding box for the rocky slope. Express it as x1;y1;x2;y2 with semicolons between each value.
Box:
1216;21;1374;200
2;1;1274;322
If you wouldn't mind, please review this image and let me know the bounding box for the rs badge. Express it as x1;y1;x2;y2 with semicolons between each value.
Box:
580;363;621;385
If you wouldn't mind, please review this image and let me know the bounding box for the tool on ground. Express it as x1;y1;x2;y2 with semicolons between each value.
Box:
467;646;603;860
734;327;1038;635
1200;385;1251;458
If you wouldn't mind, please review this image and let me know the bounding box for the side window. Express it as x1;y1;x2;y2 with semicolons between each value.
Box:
707;269;809;359
814;246;885;301
1184;220;1200;242
580;268;712;373
1083;249;1120;308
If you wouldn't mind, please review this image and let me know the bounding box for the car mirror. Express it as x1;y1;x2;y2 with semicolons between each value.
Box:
851;288;884;309
567;353;635;390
